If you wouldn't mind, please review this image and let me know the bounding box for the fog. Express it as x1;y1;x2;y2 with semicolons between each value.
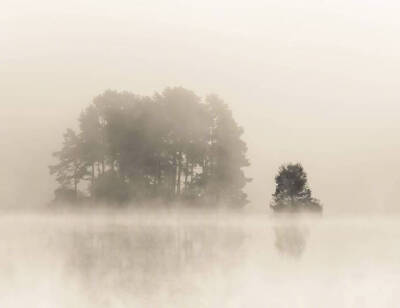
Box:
2;0;400;212
2;1;400;306
0;211;398;307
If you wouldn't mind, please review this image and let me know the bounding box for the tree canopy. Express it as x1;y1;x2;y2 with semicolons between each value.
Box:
270;163;322;212
50;87;250;207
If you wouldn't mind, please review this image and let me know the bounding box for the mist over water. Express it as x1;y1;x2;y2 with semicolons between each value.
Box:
3;0;400;306
4;0;400;213
1;210;399;308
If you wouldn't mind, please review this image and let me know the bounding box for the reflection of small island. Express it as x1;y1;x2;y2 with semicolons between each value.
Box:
270;163;321;258
62;223;247;304
274;225;308;258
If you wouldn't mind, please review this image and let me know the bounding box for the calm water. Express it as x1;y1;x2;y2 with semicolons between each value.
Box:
0;211;399;307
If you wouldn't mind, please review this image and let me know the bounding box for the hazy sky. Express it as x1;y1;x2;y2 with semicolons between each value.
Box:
2;0;400;213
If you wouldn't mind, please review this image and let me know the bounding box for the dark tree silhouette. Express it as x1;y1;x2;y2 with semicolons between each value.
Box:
49;129;88;201
270;163;322;212
50;87;250;207
204;95;250;207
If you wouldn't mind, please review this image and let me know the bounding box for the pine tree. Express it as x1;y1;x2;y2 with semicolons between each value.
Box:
270;163;322;212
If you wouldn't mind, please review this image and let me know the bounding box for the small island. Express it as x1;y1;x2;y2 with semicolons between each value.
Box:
270;163;322;213
49;87;250;208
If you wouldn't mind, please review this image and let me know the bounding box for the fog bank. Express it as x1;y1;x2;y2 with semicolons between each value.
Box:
3;0;400;213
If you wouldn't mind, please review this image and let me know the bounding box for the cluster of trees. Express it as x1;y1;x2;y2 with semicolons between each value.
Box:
50;87;250;207
270;163;322;212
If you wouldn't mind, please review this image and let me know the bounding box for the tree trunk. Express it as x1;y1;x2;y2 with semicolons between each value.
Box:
91;163;95;184
172;154;177;196
184;158;189;188
177;151;182;195
157;158;161;187
73;165;79;201
190;163;194;185
74;178;78;201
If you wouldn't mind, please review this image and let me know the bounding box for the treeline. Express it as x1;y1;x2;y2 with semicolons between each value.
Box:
50;87;250;207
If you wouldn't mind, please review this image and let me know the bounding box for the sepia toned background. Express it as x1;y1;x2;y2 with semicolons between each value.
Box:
2;0;400;213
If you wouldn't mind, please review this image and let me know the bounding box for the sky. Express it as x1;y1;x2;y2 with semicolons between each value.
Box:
2;0;400;213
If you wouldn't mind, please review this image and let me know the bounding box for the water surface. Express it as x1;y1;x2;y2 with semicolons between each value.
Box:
0;212;398;307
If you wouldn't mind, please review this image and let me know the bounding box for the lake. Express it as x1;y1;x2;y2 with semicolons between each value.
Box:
0;211;399;307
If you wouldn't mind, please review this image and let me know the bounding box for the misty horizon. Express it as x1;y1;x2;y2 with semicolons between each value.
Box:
3;1;400;213
3;1;400;307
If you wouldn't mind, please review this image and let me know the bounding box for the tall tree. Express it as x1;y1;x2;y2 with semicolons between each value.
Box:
270;163;322;212
205;95;251;207
158;87;211;198
49;129;87;201
79;105;106;185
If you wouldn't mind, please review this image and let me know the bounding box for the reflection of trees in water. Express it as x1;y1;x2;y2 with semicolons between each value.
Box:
274;225;309;258
60;224;246;304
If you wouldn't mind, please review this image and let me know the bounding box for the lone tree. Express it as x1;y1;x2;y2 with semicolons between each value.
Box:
270;163;322;212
